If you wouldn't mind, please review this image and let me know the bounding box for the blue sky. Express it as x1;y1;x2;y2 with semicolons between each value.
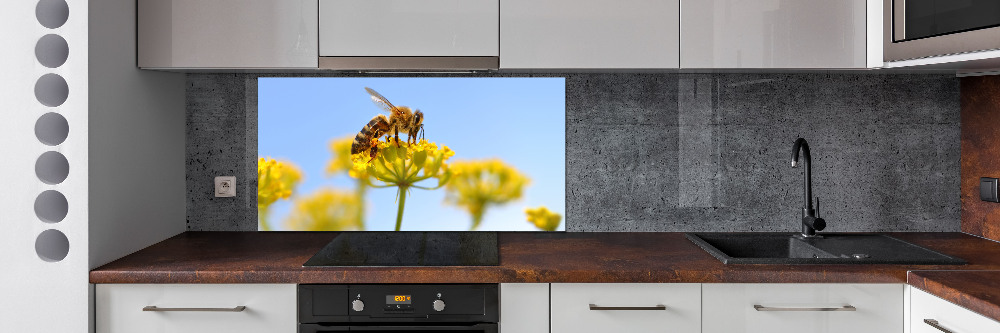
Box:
258;77;566;231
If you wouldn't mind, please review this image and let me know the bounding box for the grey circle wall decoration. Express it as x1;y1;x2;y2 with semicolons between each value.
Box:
34;0;73;266
35;112;69;146
34;190;68;223
35;151;69;185
34;73;69;107
36;0;69;29
35;34;69;68
35;229;69;262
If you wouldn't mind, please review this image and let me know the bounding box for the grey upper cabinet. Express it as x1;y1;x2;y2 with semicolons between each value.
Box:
136;0;882;70
138;0;317;69
681;0;875;69
319;0;499;57
317;0;500;70
500;0;680;69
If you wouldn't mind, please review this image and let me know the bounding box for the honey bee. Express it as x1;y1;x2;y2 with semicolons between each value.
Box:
350;87;425;161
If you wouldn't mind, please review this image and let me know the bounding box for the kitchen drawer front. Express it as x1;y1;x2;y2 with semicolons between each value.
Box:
319;0;499;57
96;284;296;333
911;288;1000;333
702;283;903;333
500;284;549;333
551;283;701;333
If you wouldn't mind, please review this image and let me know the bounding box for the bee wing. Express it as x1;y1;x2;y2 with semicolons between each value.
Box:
364;87;397;114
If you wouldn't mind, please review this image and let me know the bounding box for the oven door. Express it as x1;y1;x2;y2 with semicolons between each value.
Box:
885;0;1000;61
300;323;498;333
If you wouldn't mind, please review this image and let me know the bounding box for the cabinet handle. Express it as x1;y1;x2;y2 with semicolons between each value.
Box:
753;305;856;312
589;304;666;311
143;306;247;312
924;319;955;333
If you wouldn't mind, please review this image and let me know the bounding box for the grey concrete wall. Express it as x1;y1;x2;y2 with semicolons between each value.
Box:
186;73;960;232
186;75;258;230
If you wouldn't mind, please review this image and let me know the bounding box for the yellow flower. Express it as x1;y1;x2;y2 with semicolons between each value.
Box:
350;137;455;231
351;137;454;188
525;206;562;231
257;158;303;231
326;136;368;179
326;135;371;228
444;159;530;230
284;188;364;231
257;158;303;208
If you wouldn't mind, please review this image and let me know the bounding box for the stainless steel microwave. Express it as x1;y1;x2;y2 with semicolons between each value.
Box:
884;0;1000;62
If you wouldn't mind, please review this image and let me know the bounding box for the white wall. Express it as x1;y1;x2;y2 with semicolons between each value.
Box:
0;0;185;331
0;0;90;331
88;0;186;270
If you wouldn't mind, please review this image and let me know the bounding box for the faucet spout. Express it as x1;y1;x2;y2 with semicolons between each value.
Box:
791;138;812;210
791;138;825;237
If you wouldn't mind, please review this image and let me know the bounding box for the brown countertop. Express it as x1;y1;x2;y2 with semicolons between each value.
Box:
90;231;1000;321
91;231;1000;284
908;270;1000;323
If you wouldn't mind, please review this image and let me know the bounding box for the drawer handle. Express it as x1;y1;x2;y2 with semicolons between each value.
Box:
589;304;667;311
924;319;955;333
753;305;856;312
143;306;247;312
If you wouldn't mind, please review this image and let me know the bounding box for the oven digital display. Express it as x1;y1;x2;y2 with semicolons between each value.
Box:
386;295;412;304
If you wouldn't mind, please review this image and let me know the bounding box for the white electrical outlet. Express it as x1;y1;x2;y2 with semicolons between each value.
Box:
215;176;236;197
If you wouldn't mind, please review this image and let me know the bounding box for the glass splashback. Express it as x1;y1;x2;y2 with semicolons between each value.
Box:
257;77;566;231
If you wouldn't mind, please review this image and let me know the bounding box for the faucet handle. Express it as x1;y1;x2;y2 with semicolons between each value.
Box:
815;197;820;218
812;216;827;231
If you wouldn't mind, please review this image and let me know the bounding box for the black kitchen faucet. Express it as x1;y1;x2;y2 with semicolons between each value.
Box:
791;138;826;238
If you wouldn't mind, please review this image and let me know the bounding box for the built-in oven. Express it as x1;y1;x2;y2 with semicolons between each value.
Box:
884;0;1000;61
299;284;498;333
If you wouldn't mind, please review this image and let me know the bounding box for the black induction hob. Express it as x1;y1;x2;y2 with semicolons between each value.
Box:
303;232;499;267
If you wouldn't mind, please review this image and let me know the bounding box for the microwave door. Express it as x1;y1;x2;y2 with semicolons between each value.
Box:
896;0;1000;42
885;0;1000;61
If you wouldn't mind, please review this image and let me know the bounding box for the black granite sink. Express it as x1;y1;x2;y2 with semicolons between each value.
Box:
686;233;966;265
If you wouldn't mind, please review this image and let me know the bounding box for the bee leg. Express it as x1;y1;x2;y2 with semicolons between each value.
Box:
394;128;401;147
368;146;378;163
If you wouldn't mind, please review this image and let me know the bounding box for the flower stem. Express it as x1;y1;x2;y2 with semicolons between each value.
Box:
356;182;367;231
258;207;271;231
471;206;484;231
394;186;408;231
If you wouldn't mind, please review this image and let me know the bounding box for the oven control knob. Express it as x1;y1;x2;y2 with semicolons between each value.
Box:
432;299;446;312
352;299;365;312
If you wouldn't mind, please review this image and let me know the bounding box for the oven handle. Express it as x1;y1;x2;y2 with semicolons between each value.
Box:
350;325;496;331
300;324;498;332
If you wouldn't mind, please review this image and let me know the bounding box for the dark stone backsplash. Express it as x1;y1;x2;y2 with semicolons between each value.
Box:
187;73;960;232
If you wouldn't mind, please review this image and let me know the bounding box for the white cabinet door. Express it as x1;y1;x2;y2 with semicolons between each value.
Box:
702;283;903;333
500;0;680;69
681;0;868;68
319;0;499;57
96;284;297;333
551;283;700;333
138;0;318;69
911;287;1000;333
500;284;549;333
